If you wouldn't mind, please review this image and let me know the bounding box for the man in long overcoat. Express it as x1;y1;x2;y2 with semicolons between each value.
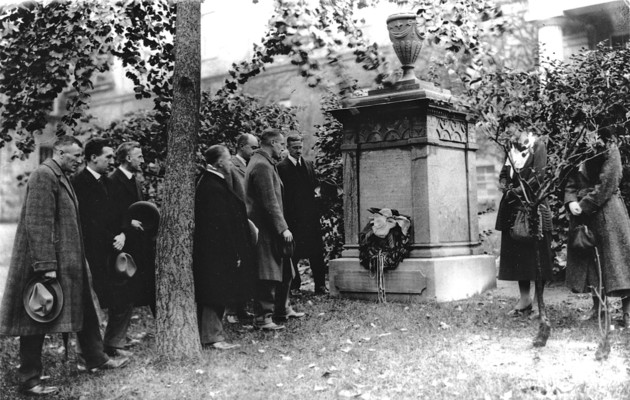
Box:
0;136;128;396
72;138;130;357
245;129;304;330
193;145;256;349
277;134;327;295
107;142;155;353
224;133;259;324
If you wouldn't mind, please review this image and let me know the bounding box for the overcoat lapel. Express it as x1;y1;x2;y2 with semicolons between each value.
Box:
43;159;79;212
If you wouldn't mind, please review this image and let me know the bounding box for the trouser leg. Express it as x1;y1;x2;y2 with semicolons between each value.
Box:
309;251;327;289
254;280;278;322
103;303;134;350
18;335;45;389
198;303;226;345
290;255;301;290
77;291;109;369
274;258;293;317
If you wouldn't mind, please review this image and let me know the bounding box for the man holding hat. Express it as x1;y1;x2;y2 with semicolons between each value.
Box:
107;141;156;354
0;136;128;396
72;137;132;358
245;129;305;330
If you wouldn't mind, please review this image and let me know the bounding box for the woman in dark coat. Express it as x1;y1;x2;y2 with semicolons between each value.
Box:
496;130;553;315
564;133;630;327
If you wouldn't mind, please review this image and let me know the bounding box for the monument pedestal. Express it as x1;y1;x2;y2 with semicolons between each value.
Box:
328;81;496;303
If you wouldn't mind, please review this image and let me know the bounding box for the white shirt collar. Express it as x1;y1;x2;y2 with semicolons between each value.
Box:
206;165;225;179
288;155;300;166
86;166;102;180
235;154;247;166
118;166;133;180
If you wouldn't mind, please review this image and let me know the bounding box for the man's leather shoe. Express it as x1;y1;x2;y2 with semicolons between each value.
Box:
105;347;133;358
314;286;329;295
254;320;286;331
238;310;254;320
89;357;130;373
209;341;240;350
290;289;302;297
21;384;58;396
274;308;305;322
124;338;142;348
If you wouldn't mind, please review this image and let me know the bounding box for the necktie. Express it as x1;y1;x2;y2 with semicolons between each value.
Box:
98;177;108;196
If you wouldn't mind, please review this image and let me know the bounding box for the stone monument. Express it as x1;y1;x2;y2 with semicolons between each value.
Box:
328;13;496;302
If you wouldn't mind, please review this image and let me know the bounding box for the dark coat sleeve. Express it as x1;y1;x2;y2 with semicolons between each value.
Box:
579;144;622;215
250;162;288;235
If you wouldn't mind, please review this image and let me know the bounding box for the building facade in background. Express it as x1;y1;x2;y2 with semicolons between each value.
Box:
0;0;627;220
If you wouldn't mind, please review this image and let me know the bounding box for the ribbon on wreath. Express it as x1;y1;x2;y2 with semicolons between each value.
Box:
359;208;412;303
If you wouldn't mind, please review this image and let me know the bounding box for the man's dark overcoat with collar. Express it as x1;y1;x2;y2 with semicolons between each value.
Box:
0;159;100;336
72;167;118;308
245;149;291;281
277;156;324;258
193;170;256;306
231;155;247;179
108;167;155;308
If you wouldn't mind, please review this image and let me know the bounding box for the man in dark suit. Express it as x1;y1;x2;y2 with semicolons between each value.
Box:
277;134;328;295
72;138;133;358
193;145;256;349
107;142;155;355
224;133;259;324
232;133;259;181
245;129;304;330
0;136;128;396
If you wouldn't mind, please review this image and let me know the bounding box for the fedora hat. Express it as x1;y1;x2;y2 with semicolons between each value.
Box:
114;252;137;279
23;276;63;323
274;237;295;259
128;201;160;233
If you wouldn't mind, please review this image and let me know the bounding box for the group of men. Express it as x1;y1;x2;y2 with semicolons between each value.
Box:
0;129;328;394
0;136;153;396
193;129;328;349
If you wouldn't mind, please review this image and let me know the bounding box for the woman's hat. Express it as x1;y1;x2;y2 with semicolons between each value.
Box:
128;201;160;233
23;276;64;323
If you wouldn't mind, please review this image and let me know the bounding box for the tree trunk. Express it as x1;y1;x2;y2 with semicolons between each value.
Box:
155;0;201;358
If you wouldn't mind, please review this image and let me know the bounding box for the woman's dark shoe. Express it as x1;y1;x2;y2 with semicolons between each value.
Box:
507;303;533;317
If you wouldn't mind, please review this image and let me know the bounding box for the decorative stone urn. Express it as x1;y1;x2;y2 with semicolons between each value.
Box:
326;14;496;303
387;13;424;82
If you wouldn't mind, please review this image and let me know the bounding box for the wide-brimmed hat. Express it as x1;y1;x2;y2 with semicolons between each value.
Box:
114;252;137;279
275;237;295;259
128;201;160;234
23;276;64;323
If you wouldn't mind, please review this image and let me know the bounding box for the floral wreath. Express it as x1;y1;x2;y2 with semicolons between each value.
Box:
359;207;412;272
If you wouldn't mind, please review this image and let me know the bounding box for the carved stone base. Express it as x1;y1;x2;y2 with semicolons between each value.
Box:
329;255;496;302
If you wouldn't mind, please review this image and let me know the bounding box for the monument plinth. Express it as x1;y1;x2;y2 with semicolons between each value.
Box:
328;17;496;301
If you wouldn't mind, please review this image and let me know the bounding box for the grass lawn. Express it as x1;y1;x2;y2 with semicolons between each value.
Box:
1;287;629;400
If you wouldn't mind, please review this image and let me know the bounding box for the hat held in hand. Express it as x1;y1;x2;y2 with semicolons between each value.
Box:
128;201;160;233
114;252;137;278
23;276;63;323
